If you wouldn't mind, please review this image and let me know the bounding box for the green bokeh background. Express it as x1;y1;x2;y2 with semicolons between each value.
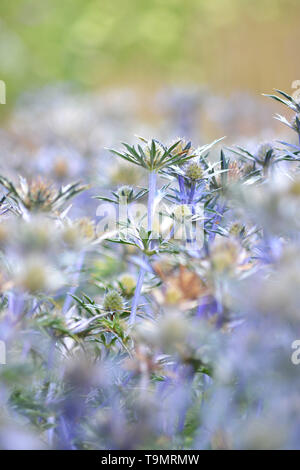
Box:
1;0;300;105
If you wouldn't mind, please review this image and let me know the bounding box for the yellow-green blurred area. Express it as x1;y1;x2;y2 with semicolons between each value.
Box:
1;0;300;107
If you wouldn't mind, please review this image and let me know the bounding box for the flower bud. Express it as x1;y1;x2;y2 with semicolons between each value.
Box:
184;161;203;181
103;290;124;313
119;273;136;297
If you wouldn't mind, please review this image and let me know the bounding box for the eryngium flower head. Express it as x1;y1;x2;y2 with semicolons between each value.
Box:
117;185;133;199
111;138;193;172
173;204;192;221
117;185;134;204
170;138;194;159
15;255;65;293
0;175;86;214
103;290;124;313
118;273;136;297
227;161;243;183
211;238;241;273
21;178;56;211
62;217;96;247
184;161;203;181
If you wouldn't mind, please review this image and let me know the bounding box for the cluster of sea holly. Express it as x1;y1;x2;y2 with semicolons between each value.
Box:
0;90;300;449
